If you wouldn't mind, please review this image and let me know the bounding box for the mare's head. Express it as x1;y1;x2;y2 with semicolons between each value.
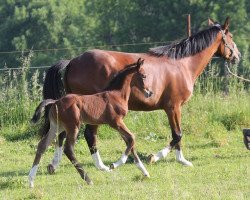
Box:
211;17;241;64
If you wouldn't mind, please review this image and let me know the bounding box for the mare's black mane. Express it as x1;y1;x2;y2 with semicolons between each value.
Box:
148;25;221;59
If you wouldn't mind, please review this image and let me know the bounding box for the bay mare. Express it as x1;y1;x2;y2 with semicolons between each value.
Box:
28;59;153;187
41;17;240;173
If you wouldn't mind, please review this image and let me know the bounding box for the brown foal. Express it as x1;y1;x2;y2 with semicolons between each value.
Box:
28;58;153;187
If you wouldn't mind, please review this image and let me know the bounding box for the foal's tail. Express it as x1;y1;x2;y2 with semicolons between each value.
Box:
31;99;57;124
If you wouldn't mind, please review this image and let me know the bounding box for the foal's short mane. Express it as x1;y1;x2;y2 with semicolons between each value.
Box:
148;24;221;59
104;64;138;91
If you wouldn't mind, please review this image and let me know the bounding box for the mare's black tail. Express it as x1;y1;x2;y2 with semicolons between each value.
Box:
39;60;70;137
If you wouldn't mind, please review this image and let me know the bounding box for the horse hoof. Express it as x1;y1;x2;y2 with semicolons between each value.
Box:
144;173;150;178
109;163;115;170
178;160;193;167
47;164;55;174
147;154;155;164
87;181;94;185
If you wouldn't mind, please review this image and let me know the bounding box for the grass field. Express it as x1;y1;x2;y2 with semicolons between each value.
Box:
0;92;250;200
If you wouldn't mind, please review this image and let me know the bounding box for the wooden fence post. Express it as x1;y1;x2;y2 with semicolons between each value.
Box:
187;14;191;37
224;62;230;95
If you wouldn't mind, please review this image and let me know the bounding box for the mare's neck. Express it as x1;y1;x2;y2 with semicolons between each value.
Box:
184;34;222;82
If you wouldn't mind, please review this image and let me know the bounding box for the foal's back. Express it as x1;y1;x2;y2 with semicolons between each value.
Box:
51;91;126;128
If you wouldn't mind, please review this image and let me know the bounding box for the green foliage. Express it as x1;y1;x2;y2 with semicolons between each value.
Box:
0;0;249;72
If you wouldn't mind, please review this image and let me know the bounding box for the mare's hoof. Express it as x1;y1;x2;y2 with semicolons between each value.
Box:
87;181;94;185
47;164;55;174
109;163;115;170
147;154;155;164
177;159;193;167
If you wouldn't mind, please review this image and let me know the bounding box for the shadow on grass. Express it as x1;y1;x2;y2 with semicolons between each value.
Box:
3;131;37;142
0;170;29;178
188;142;220;149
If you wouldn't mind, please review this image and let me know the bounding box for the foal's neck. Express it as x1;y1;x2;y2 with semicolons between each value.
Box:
113;73;133;102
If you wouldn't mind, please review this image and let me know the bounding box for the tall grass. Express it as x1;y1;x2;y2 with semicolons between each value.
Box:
0;55;249;141
0;53;44;140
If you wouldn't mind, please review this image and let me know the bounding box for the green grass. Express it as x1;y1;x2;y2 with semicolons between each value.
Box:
0;55;250;199
0;93;250;200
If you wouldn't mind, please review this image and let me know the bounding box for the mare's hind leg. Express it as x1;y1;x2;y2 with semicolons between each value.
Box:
110;119;149;177
84;124;110;171
28;123;57;188
148;104;193;166
47;131;65;174
64;127;93;185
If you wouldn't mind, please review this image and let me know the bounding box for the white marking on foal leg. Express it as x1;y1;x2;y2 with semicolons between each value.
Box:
111;153;128;169
50;146;63;169
135;161;150;177
175;149;193;166
91;151;111;172
152;146;171;162
28;165;38;188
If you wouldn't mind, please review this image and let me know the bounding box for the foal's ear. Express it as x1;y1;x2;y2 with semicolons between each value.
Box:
223;17;230;30
208;18;215;26
136;58;144;70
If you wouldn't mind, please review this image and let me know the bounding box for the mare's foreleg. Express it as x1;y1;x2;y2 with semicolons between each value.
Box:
110;120;149;177
148;104;193;166
28;124;57;188
64;128;93;185
47;131;65;174
84;124;110;171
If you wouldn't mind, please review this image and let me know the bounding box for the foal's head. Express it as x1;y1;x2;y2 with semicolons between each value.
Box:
212;17;241;64
132;58;153;98
104;58;153;98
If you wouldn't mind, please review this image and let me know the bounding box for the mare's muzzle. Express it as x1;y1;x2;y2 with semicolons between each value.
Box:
143;89;153;98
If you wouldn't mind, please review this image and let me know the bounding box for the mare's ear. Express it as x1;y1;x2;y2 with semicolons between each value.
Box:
208;18;215;26
223;17;230;30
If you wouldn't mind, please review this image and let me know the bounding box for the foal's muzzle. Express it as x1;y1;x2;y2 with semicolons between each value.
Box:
143;89;153;98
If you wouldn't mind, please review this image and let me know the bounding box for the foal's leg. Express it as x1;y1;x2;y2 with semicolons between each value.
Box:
64;127;93;185
84;124;110;171
148;104;193;166
28;123;57;188
110;120;150;177
47;131;65;174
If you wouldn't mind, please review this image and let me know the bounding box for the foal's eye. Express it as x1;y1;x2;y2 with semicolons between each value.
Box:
141;75;146;79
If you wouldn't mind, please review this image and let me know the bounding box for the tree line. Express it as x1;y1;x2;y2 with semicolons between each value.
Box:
0;0;249;75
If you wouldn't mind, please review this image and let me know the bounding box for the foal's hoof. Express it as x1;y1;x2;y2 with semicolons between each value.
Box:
109;163;115;170
147;154;156;164
47;164;55;174
144;173;150;178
